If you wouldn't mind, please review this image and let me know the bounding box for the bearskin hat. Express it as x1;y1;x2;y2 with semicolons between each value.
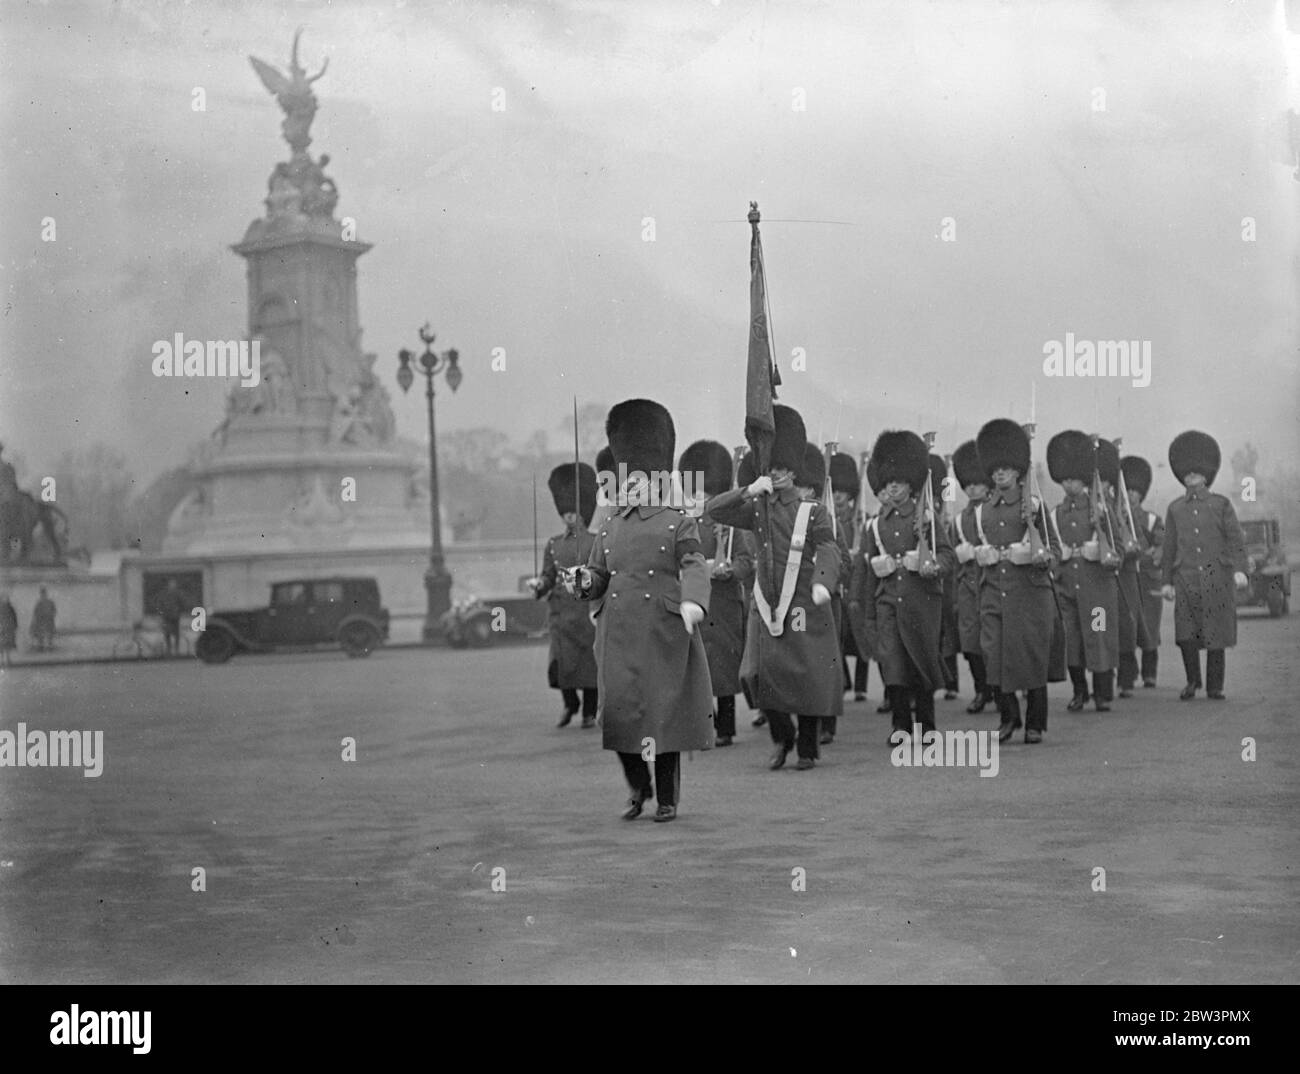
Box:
1047;429;1096;484
865;453;883;497
737;449;757;488
769;404;807;474
548;462;597;526
870;430;929;493
829;452;860;499
1120;455;1152;500
1095;438;1120;487
678;439;733;497
800;443;826;498
952;439;985;489
976;419;1031;480
1169;430;1220;487
606;398;675;477
595;444;614;477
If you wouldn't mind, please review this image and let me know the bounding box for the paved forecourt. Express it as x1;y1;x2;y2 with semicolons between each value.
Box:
0;608;1296;984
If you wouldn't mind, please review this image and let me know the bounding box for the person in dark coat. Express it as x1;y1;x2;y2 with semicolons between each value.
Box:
850;430;956;744
530;462;600;727
973;419;1058;743
574;399;714;822
155;579;189;657
31;586;57;651
0;592;17;667
1099;439;1152;699
706;405;841;771
930;452;962;700
1121;455;1164;687
799;443;849;745
679;439;751;747
1160;431;1248;700
951;439;992;713
1048;430;1120;713
830;451;870;703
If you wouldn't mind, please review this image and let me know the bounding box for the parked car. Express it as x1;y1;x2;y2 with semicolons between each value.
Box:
195;577;390;663
1236;519;1291;617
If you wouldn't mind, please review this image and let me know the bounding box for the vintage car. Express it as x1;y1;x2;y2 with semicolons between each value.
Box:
1237;518;1291;617
195;577;390;663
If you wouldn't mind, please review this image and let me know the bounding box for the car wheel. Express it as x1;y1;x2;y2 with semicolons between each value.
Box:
340;621;380;657
1267;585;1285;618
468;614;495;648
196;630;235;665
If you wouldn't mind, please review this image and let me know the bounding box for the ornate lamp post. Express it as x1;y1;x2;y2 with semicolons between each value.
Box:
397;323;462;642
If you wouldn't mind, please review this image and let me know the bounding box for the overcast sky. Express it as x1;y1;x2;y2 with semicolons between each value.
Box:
2;0;1297;498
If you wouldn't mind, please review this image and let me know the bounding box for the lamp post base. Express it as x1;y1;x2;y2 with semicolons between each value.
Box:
422;560;453;643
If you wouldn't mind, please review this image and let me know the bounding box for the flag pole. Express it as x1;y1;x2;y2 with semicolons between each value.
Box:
531;471;539;580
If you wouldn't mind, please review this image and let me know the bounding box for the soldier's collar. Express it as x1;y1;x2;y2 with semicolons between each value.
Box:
885;497;916;517
993;484;1022;505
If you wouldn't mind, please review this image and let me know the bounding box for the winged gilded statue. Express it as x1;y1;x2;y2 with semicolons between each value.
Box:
249;29;328;154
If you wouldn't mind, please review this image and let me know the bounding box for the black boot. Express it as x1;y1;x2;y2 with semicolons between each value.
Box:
1066;666;1089;711
1179;644;1201;700
1092;670;1114;712
996;691;1022;742
1206;649;1226;699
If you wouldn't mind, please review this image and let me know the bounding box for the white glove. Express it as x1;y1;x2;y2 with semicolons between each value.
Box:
526;576;544;594
811;583;831;606
680;600;705;634
1161;585;1176;601
918;560;938;578
567;566;591;595
747;476;774;498
1233;571;1248;590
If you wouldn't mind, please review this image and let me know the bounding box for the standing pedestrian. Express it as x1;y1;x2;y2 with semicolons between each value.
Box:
155;579;188;658
0;592;17;668
31;585;57;651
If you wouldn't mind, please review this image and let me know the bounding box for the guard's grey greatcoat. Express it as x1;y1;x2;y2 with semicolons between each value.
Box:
584;504;714;753
707;485;843;717
849;498;956;693
1135;507;1165;647
1053;491;1120;672
975;484;1059;692
954;502;984;653
697;516;750;697
1161;489;1247;649
537;528;598;690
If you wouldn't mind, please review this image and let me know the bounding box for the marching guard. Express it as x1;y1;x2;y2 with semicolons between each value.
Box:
799;443;849;744
849;431;955;744
931;452;962;701
679;439;752;748
706;405;842;771
1099;438;1152;699
973;419;1057;743
1048;430;1120;713
951;439;993;713
531;462;600;727
1121;454;1164;687
1160;431;1248;700
573;399;714;822
830;451;871;703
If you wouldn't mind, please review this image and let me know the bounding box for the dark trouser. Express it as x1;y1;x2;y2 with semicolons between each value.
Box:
822;716;837;737
942;653;959;693
1118;650;1139;691
561;688;598;718
996;686;1048;731
618;751;680;806
1180;645;1225;693
891;687;935;735
1141;648;1158;684
1068;665;1113;703
964;652;988;696
715;695;736;737
765;710;820;760
843;654;869;693
162;618;180;652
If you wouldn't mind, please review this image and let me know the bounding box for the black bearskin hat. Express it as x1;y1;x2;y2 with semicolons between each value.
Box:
952;439;986;489
865;453;883;497
829;452;860;499
737;449;757;488
870;430;929;493
606;398;675;477
548;463;597;526
1169;430;1220;487
595;444;614;477
799;443;826;498
1120;455;1152;500
976;419;1031;480
1047;429;1096;484
770;404;807;474
1095;438;1119;487
678;439;733;497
